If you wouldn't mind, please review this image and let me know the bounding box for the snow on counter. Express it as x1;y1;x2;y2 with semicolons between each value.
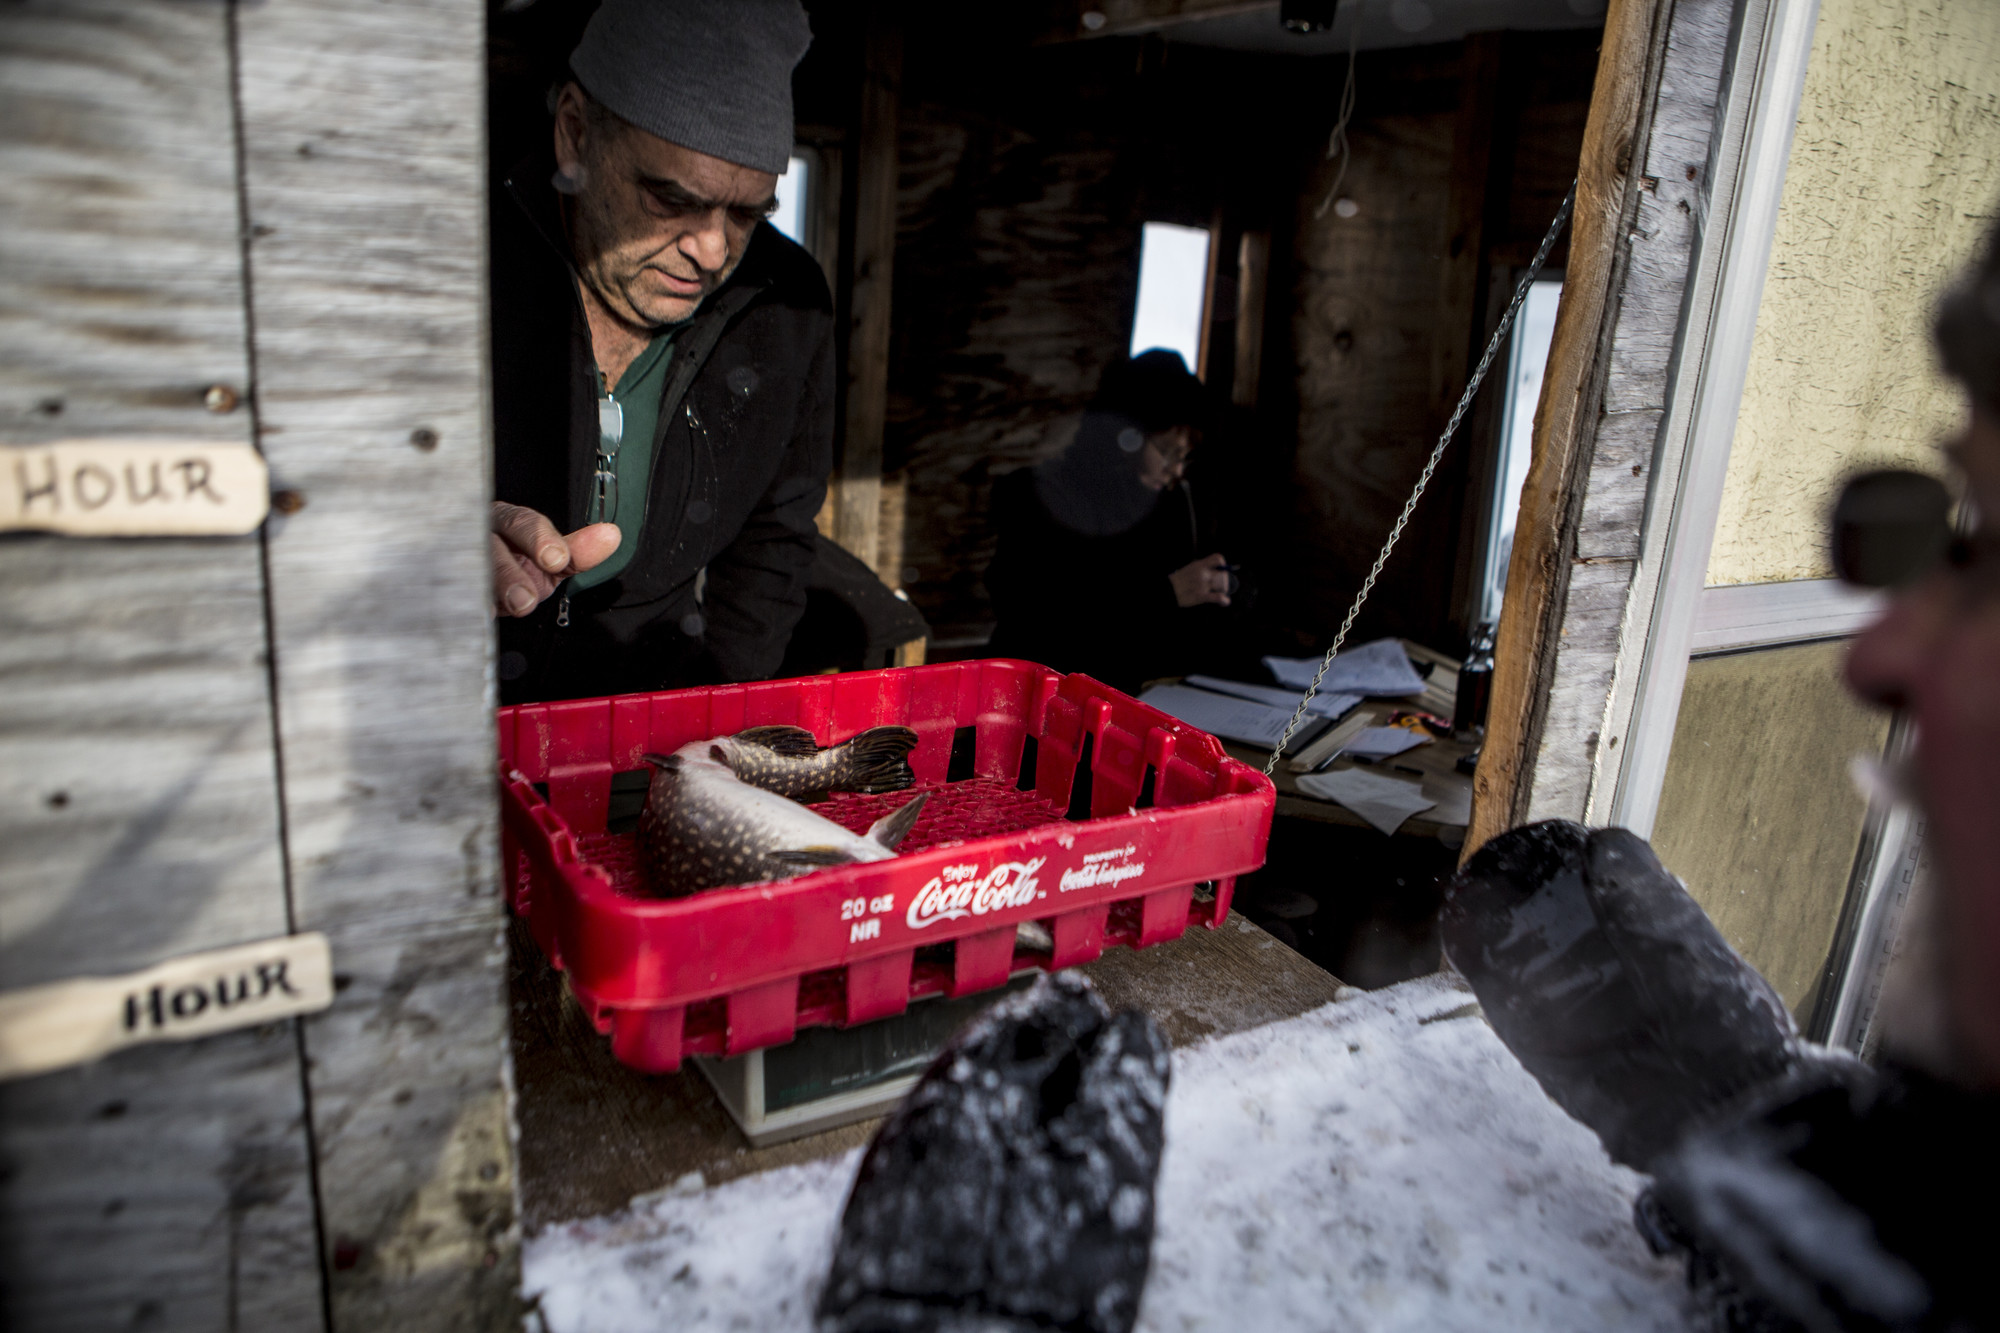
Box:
523;972;1691;1332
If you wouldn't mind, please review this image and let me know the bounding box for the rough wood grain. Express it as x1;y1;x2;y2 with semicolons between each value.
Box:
1289;35;1595;655
231;0;517;1324
1233;230;1271;409
1434;33;1505;415
0;2;322;1324
1468;0;1740;848
1519;0;1737;826
509;911;1339;1231
835;12;902;580
884;95;1137;640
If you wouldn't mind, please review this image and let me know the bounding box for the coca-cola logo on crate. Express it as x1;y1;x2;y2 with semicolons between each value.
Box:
905;857;1048;930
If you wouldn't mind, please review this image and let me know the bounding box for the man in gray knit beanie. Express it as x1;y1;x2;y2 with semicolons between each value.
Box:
489;0;838;699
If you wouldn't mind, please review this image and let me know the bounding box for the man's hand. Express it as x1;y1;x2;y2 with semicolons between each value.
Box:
1169;552;1232;608
490;502;621;617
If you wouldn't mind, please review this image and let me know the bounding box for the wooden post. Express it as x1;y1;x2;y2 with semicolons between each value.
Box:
1467;0;1673;854
836;10;902;580
1195;209;1224;381
233;0;516;1322
1233;230;1271;410
0;0;515;1326
1433;32;1506;417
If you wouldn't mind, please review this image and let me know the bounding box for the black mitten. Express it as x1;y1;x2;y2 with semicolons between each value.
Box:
817;971;1171;1333
1441;821;1836;1170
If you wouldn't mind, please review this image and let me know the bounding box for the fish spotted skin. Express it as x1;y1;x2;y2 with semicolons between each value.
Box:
637;741;929;897
709;724;918;799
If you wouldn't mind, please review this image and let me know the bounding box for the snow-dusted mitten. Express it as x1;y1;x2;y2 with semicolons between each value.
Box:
1647;1063;2000;1333
1440;821;1853;1171
816;971;1171;1333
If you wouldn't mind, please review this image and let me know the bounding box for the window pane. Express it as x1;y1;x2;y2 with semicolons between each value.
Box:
770;153;810;245
1129;221;1212;370
1480;278;1564;624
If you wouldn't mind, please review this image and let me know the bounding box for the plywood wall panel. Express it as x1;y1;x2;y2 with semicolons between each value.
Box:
0;2;322;1325
231;0;516;1323
886;109;1139;640
1291;110;1459;631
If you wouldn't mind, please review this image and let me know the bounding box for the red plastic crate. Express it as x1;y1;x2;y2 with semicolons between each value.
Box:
497;659;1275;1072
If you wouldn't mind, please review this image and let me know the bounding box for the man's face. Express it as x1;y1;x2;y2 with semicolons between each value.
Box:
555;84;779;329
1137;426;1195;492
1847;407;2000;1080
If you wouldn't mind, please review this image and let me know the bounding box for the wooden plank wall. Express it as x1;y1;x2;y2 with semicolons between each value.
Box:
0;4;323;1327
1288;34;1593;654
879;30;1596;652
234;0;518;1324
1469;0;1736;844
0;0;512;1327
833;10;904;579
884;38;1169;644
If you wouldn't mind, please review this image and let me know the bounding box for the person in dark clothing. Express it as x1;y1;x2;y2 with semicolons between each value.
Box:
985;351;1239;694
1442;218;2000;1332
489;0;833;704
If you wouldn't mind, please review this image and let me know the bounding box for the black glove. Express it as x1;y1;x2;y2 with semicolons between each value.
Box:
1441;821;1835;1171
817;971;1171;1333
1645;1064;2000;1333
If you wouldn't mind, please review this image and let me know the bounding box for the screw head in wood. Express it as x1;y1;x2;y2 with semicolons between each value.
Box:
204;384;240;413
410;427;439;452
271;488;307;515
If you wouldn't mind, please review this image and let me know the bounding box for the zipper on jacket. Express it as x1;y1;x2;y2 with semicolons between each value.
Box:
556;590;570;627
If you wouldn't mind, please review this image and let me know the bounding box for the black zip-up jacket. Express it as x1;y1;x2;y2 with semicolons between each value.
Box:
492;150;835;704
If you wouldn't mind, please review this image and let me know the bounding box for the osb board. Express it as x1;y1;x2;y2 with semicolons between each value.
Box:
1291;110;1459;633
1649;640;1891;1018
1284;33;1594;653
885;106;1138;640
1710;0;2000;586
509;913;1342;1231
883;33;1594;651
0;1;321;1325
233;0;518;1323
880;35;1349;646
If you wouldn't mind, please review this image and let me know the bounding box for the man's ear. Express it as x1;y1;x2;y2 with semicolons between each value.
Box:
552;81;590;187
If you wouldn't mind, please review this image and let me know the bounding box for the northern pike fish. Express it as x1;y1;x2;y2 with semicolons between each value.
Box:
637;726;929;896
708;724;919;799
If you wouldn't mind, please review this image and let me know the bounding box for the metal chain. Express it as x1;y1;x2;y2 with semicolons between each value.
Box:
1263;180;1577;775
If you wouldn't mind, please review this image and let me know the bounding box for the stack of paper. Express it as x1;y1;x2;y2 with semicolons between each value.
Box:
1137;684;1322;749
1339;727;1428;761
1183;675;1362;720
1264;638;1427;698
1295;768;1437;836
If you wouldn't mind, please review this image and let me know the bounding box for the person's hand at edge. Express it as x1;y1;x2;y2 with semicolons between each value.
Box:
1170;552;1232;608
490;501;621;617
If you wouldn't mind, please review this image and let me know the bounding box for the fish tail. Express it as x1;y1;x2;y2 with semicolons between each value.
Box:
867;791;930;851
837;725;920;793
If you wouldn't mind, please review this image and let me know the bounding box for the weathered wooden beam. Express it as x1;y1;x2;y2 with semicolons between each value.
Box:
1467;0;1673;853
835;10;903;581
1433;32;1506;418
1499;0;1739;834
232;0;518;1324
1196;209;1224;381
0;1;324;1325
1233;230;1271;409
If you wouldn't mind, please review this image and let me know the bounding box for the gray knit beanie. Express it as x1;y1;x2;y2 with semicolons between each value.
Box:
570;0;812;176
